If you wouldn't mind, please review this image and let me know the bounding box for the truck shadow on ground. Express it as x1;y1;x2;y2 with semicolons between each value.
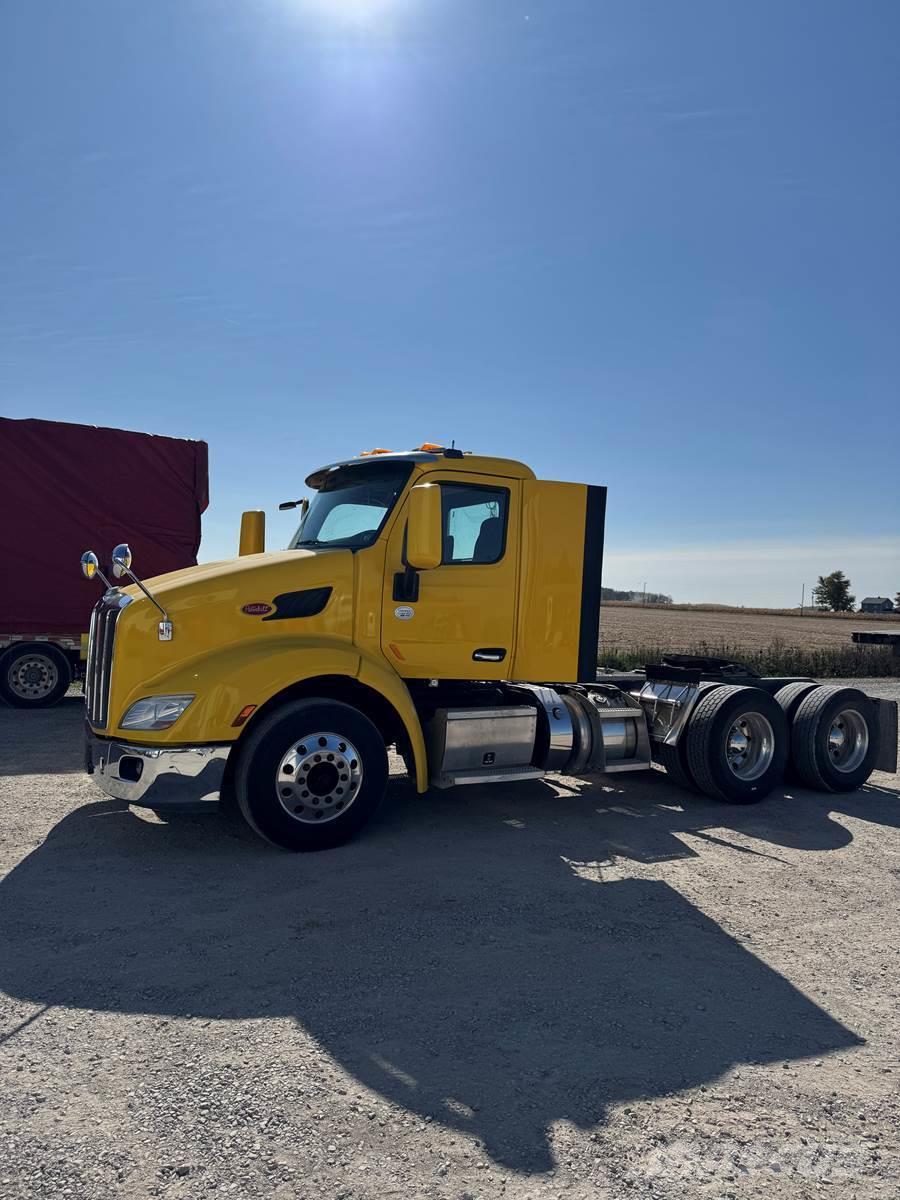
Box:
0;697;86;776
3;764;894;1172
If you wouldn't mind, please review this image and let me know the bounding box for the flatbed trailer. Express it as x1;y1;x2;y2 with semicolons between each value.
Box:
851;630;900;657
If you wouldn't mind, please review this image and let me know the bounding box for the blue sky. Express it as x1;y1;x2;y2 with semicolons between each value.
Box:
2;0;898;605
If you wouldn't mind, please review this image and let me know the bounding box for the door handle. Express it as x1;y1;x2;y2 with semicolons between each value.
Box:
473;648;507;662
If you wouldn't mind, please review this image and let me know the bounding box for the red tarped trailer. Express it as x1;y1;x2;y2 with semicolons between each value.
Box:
0;418;208;707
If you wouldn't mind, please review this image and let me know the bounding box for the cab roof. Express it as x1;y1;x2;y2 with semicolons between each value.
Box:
305;448;536;490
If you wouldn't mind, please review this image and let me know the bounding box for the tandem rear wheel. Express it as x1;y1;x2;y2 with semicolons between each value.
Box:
657;682;882;803
786;685;880;792
683;685;789;804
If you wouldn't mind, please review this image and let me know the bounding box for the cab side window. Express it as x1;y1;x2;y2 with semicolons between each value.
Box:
440;484;508;565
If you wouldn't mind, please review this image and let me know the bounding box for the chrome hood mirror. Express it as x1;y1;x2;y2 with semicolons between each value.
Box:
109;542;172;641
81;550;112;590
111;543;133;579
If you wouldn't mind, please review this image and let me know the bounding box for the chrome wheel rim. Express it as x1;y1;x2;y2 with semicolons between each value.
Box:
275;732;363;824
725;712;775;781
7;653;59;701
826;708;869;774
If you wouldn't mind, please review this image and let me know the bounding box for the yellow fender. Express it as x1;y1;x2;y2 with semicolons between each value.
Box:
358;655;428;793
116;635;429;793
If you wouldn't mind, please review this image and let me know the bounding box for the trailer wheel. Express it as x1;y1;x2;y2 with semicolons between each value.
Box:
684;685;788;804
0;644;72;708
653;740;697;792
790;686;879;793
234;699;388;850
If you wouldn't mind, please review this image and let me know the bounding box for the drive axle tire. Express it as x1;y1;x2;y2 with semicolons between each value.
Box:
790;685;879;793
653;739;697;792
0;644;72;708
684;685;788;804
774;681;818;723
651;681;724;794
774;681;818;782
235;699;388;851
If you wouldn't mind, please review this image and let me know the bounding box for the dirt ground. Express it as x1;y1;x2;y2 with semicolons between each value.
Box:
600;606;899;653
1;686;899;1200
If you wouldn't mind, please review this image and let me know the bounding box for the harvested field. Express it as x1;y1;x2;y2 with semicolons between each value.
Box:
601;606;899;651
598;607;900;676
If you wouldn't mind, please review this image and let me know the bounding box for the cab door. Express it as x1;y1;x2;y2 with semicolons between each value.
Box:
381;474;520;679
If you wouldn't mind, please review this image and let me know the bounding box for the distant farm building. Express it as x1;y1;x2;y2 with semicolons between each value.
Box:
860;596;894;614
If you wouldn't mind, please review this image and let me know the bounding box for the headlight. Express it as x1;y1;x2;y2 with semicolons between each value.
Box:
120;695;195;731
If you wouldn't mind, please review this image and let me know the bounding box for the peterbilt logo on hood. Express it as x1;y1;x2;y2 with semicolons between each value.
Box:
241;603;273;616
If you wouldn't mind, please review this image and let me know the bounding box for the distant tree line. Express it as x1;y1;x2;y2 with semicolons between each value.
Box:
602;587;673;605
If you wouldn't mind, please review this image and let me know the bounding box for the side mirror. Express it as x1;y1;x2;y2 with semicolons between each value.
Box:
278;497;309;516
111;543;133;579
406;483;442;570
81;549;113;591
239;510;266;556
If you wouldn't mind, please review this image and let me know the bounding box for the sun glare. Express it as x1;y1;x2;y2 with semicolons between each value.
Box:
300;0;404;28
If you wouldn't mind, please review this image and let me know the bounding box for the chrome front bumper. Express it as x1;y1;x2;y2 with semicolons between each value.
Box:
85;730;230;810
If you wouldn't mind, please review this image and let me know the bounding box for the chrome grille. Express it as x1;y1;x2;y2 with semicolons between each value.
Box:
85;595;127;728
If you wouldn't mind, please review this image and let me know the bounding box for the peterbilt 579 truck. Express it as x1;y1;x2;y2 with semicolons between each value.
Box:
81;444;898;851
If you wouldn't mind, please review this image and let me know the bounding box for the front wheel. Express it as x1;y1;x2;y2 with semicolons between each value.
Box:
0;644;72;708
234;699;388;850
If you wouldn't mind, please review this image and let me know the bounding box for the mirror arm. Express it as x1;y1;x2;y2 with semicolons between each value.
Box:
120;567;169;622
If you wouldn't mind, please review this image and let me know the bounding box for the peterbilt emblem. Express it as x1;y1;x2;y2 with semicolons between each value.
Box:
241;603;273;616
394;605;415;621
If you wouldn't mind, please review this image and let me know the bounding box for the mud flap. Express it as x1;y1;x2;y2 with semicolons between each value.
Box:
873;699;898;774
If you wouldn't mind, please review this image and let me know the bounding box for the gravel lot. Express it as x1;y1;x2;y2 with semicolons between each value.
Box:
1;683;899;1200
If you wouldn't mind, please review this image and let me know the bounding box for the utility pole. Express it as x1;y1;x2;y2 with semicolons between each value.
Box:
800;582;805;616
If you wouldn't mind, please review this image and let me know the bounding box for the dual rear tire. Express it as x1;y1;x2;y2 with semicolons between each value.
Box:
683;685;788;804
780;684;879;792
658;683;880;803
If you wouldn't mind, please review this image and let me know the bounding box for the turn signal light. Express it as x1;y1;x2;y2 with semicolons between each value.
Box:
232;704;257;728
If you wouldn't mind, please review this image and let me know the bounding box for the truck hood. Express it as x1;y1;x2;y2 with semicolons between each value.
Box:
111;546;355;634
122;549;331;599
111;545;356;647
103;546;358;735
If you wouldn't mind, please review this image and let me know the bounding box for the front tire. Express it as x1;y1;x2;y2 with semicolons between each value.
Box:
0;644;72;708
684;685;788;804
234;699;388;850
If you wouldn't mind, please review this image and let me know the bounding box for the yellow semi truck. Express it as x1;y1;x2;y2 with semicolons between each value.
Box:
81;444;898;850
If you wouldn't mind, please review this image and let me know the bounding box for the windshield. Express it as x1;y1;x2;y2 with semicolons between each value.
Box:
291;461;414;550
